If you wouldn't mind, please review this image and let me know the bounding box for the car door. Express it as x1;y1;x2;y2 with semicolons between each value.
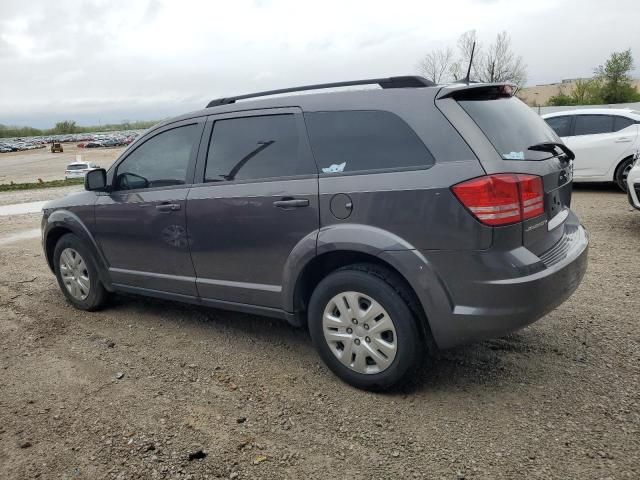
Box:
563;114;631;178
186;108;319;309
93;119;205;296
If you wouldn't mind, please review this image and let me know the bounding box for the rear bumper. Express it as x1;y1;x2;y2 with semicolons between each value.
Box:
384;211;589;350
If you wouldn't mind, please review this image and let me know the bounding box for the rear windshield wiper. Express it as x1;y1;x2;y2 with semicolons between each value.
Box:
528;142;575;160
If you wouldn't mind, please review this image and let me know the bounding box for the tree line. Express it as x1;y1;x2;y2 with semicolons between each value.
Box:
547;49;640;106
0;119;158;139
417;33;639;106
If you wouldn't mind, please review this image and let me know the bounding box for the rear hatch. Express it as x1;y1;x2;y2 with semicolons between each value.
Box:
440;84;574;256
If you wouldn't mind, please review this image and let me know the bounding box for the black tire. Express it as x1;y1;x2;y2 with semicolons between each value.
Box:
53;233;108;311
615;157;634;192
308;263;422;391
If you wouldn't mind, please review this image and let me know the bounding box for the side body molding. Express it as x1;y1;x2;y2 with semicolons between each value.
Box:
43;208;113;290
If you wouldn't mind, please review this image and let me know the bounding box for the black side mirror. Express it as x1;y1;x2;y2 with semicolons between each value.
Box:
85;168;107;191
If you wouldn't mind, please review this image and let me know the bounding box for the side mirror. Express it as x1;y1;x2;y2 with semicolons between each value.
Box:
85;168;107;191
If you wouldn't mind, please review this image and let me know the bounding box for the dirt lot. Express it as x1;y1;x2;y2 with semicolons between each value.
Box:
0;145;124;184
0;185;638;479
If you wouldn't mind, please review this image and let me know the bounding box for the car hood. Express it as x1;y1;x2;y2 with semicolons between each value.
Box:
43;190;97;212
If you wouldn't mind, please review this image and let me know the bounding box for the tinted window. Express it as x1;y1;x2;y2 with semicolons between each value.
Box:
614;116;635;132
115;124;199;190
205;115;311;182
304;111;434;173
545;116;572;137
574;115;614;136
459;97;559;161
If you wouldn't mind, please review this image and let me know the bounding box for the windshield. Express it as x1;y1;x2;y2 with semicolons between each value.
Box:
459;96;560;161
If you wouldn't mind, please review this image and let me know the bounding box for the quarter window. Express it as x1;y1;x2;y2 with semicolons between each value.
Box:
304;110;434;174
573;115;614;136
545;116;572;137
613;116;635;132
205;114;312;182
115;124;199;190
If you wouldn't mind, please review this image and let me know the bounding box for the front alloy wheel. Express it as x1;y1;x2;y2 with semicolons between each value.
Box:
59;247;90;300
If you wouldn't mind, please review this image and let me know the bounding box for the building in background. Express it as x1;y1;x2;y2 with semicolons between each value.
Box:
519;78;640;106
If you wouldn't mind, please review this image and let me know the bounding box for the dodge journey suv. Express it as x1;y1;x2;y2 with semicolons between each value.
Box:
41;76;588;390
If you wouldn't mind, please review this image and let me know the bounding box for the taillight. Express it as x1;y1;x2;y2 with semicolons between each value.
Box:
452;174;544;226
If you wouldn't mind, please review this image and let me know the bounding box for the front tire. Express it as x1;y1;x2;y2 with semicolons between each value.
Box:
308;264;422;391
53;233;108;311
615;157;634;192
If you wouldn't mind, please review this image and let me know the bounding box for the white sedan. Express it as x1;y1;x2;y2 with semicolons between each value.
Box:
542;109;640;191
65;162;100;180
627;154;640;210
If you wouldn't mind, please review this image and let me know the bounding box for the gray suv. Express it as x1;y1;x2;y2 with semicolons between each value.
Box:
41;76;588;390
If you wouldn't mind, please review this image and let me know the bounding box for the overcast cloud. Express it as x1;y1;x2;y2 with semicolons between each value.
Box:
1;0;639;127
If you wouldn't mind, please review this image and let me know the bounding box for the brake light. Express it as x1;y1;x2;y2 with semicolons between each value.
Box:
452;174;544;226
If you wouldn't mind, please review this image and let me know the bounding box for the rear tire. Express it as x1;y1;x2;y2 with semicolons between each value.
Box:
53;233;108;311
615;157;634;192
308;263;422;391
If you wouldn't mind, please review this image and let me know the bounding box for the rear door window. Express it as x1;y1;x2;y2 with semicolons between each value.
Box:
205;114;314;182
613;116;636;132
458;96;559;161
573;115;614;136
544;116;573;137
304;110;434;174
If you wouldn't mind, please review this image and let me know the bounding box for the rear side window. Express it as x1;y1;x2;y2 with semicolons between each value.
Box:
574;115;614;135
304;111;434;174
545;116;572;137
205;114;313;182
458;96;558;161
613;116;635;132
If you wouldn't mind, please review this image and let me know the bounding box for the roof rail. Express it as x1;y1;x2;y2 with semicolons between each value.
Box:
206;76;435;108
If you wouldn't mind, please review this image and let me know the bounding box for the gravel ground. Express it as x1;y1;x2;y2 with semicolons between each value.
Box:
0;185;638;479
0;144;123;184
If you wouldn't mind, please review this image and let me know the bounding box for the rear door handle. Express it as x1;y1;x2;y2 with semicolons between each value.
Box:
156;203;181;212
273;198;310;209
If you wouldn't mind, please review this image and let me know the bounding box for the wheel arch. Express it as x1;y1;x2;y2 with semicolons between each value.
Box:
43;209;113;290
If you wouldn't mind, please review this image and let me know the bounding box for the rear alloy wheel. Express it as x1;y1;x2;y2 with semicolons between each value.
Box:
308;264;422;390
322;291;397;374
615;157;634;192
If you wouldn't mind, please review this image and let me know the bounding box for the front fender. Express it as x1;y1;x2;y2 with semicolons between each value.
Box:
43;209;113;290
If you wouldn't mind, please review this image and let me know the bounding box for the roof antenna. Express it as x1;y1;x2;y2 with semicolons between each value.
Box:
463;41;476;84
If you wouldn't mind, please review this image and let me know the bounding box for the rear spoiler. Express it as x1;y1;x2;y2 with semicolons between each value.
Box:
436;82;517;100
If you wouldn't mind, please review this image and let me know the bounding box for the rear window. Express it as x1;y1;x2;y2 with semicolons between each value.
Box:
544;116;572;137
458;97;559;161
67;164;88;170
304;111;434;174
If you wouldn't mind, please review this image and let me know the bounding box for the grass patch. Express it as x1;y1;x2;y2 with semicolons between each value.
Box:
0;178;84;192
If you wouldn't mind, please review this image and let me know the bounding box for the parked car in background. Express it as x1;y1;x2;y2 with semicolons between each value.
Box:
627;153;640;210
542;109;640;190
64;162;100;180
42;77;588;390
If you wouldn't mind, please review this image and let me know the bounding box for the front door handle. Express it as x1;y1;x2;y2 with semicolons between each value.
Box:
273;198;310;209
615;137;632;143
156;203;181;212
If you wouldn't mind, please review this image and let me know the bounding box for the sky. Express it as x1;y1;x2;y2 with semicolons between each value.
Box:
1;0;639;128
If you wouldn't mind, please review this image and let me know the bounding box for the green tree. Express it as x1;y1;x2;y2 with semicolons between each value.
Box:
52;120;77;134
594;49;640;103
